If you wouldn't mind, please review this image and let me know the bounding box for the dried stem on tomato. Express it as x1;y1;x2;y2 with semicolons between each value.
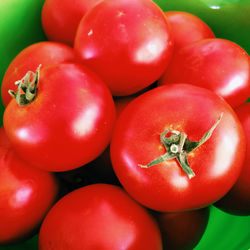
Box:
8;65;41;106
139;113;223;179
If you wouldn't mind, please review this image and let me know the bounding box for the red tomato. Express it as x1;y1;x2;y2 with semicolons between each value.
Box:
110;84;246;212
215;102;250;215
1;41;76;107
0;127;58;244
38;184;163;250
0;127;11;147
156;207;210;250
74;0;174;96
42;0;101;46
3;63;115;172
165;11;215;51
159;38;250;108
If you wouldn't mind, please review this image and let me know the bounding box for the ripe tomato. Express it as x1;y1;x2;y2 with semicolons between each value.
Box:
156;207;210;250
159;38;250;108
111;84;246;212
3;63;115;172
41;0;101;46
38;184;163;250
214;102;250;215
0;127;58;244
74;0;174;96
1;41;76;107
165;11;215;51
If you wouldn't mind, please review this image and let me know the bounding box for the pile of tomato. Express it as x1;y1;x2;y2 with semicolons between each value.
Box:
0;0;249;249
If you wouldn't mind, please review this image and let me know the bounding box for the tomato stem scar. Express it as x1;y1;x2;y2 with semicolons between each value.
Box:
138;113;223;179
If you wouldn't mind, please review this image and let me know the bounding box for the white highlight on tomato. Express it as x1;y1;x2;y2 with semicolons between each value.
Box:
73;105;99;137
10;185;33;208
135;38;166;64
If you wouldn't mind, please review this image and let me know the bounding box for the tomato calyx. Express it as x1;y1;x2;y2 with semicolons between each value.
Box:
9;65;41;106
139;113;223;179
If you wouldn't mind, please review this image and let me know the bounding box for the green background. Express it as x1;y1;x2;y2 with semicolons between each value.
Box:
0;0;249;249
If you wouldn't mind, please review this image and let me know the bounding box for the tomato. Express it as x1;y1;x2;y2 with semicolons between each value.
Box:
0;127;58;244
153;0;250;55
1;41;76;107
74;0;174;96
38;184;163;250
3;63;115;172
214;102;250;215
0;127;11;147
110;84;246;212
159;38;250;108
42;0;101;46
156;207;210;250
165;11;215;51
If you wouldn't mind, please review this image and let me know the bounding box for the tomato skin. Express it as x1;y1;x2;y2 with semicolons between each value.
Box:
42;0;101;46
110;84;246;212
159;38;250;108
74;0;174;96
3;63;116;172
0;128;58;244
156;207;210;250
1;41;76;107
38;184;163;250
165;11;215;51
214;103;250;215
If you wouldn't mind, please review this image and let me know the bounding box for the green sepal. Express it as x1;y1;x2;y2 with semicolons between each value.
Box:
138;114;223;179
8;65;41;106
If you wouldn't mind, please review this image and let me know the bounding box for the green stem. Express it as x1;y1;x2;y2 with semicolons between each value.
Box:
138;114;223;179
8;65;41;106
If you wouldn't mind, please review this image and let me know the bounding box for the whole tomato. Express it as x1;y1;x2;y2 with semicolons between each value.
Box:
165;11;215;51
0;127;58;244
38;184;163;250
159;38;250;108
74;0;174;96
42;0;101;46
3;63;115;172
1;41;76;107
156;207;210;250
214;102;250;215
111;84;246;212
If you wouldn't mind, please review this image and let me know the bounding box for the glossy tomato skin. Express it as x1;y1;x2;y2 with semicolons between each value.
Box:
165;11;215;51
74;0;174;96
111;84;246;212
42;0;101;46
3;63;116;172
1;41;76;107
38;184;163;250
215;103;250;215
156;207;210;250
0;128;58;244
159;38;250;108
